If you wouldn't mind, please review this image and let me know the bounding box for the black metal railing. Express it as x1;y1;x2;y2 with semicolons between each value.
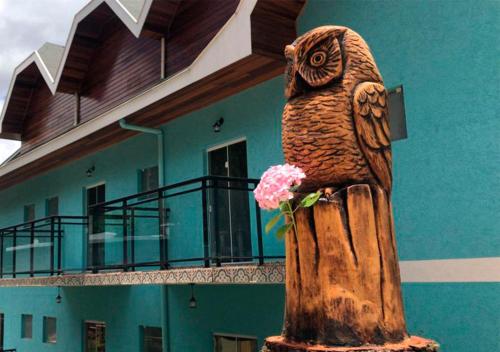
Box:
0;176;284;277
87;175;283;272
1;348;17;352
0;216;88;278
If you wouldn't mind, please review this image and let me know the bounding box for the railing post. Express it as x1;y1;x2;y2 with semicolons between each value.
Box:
202;179;210;268
50;217;55;276
57;217;62;275
255;198;264;265
30;222;35;277
12;227;17;278
130;208;135;272
213;180;221;267
159;190;168;269
123;201;128;272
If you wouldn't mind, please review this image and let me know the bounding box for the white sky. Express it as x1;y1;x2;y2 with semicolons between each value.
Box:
0;0;89;163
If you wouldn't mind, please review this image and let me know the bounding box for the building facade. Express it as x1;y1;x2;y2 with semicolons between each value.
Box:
0;1;498;352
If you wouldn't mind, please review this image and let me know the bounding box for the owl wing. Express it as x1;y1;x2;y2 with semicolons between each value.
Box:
352;82;392;192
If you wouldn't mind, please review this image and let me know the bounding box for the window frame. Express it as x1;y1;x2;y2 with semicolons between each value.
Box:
43;316;57;344
21;314;33;339
24;204;35;222
45;196;59;217
141;325;162;352
213;333;258;352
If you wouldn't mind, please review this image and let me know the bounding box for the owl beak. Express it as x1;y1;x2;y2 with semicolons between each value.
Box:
285;71;307;99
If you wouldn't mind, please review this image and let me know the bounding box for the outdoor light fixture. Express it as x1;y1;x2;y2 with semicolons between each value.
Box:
56;286;62;304
86;165;96;178
189;283;197;309
212;117;224;133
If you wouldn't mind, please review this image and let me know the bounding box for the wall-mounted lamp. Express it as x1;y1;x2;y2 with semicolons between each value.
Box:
86;165;96;178
56;286;62;304
212;117;224;133
189;283;197;309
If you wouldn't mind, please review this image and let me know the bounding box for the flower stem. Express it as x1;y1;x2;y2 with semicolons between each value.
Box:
286;200;299;236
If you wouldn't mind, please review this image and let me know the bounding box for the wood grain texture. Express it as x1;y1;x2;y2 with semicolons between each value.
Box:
273;25;437;351
282;26;391;193
0;0;306;191
265;336;439;352
283;186;407;346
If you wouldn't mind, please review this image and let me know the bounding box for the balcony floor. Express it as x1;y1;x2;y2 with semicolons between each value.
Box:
0;262;285;287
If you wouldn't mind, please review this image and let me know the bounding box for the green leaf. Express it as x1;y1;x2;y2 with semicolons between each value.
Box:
276;223;293;240
300;191;321;208
279;201;292;214
265;212;283;234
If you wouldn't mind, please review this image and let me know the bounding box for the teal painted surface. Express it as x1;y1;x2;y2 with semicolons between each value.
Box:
299;0;500;260
0;1;497;351
0;134;157;273
0;285;162;352
167;284;285;351
402;283;500;352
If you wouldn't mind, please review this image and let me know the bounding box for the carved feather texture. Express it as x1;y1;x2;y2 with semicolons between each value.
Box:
353;82;392;192
282;26;392;193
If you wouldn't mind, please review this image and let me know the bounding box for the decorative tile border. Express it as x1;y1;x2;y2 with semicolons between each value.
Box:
0;262;286;287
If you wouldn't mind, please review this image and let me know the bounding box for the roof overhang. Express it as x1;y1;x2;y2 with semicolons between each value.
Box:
0;0;306;190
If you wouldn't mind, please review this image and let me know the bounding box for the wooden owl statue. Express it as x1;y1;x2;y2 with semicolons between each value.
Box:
283;25;391;194
265;26;439;352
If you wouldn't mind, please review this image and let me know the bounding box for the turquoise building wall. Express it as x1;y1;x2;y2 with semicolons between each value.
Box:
0;0;499;351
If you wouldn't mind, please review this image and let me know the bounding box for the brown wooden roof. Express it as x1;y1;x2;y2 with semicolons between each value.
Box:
0;0;307;190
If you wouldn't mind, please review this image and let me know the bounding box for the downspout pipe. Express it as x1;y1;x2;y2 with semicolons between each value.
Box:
118;119;164;185
118;119;169;352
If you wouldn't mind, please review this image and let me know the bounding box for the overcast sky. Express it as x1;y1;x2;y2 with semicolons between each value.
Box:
0;0;89;163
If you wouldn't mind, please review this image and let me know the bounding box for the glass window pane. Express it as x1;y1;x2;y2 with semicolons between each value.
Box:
214;335;238;352
24;204;35;222
43;316;56;344
22;314;33;339
143;326;162;352
238;338;257;352
46;197;59;216
85;321;105;352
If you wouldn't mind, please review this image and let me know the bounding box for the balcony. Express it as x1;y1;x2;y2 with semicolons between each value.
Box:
0;176;285;286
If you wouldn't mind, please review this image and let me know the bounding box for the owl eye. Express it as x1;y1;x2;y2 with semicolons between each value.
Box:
309;51;327;67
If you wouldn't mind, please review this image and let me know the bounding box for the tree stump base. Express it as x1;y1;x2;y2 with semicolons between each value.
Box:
263;336;439;352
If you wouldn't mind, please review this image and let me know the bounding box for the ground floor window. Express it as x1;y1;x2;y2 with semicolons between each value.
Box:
141;326;162;352
21;314;33;339
0;313;4;349
43;316;57;344
214;333;257;352
85;321;106;352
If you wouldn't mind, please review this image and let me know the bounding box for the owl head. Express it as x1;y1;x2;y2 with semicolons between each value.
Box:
284;26;379;99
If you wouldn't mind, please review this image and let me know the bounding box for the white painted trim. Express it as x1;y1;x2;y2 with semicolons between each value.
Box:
114;0;139;23
85;181;106;189
0;0;257;179
213;332;258;340
206;137;247;152
399;257;500;283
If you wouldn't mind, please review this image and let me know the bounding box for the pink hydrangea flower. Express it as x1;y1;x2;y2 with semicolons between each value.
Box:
254;164;306;210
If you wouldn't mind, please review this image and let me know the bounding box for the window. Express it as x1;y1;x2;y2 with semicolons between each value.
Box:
0;313;4;349
387;85;408;141
85;321;105;352
214;334;257;352
141;326;162;352
21;314;33;339
46;197;59;217
24;204;35;222
43;316;57;344
139;166;159;194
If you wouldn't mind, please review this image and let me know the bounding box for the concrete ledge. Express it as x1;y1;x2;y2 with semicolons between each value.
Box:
1;257;499;287
0;262;285;287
